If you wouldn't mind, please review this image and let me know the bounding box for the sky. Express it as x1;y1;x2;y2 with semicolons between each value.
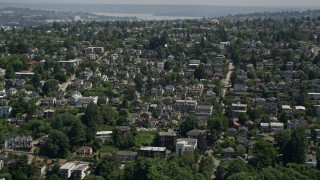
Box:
1;0;320;7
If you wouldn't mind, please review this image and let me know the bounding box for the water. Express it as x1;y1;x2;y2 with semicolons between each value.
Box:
95;12;200;20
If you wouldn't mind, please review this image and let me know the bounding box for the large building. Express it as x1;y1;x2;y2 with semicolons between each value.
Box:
176;138;198;156
174;100;198;113
58;59;81;69
139;147;166;158
4;135;33;149
59;162;76;179
157;129;177;148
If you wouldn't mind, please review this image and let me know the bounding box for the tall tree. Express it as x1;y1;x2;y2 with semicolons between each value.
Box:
290;127;308;164
253;139;277;168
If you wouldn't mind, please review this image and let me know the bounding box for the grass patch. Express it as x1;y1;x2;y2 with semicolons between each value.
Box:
134;131;157;148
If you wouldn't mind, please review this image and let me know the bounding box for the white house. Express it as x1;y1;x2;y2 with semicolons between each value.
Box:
176;138;198;156
95;131;113;141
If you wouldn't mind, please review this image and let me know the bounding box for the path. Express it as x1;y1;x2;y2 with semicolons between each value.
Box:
59;74;75;92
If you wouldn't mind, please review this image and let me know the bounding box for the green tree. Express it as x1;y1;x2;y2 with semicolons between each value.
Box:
42;79;59;96
5;65;15;79
290;127;308;164
253;139;277;168
194;65;206;80
68;120;86;147
180;115;198;137
45;130;70;158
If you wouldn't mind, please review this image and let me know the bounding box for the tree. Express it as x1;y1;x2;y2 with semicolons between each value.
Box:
42;79;59;96
82;102;101;141
290;127;308;164
45;130;70;158
68;120;86;147
180;115;198;136
253;139;277;168
5;65;14;79
94;156;121;179
194;65;206;80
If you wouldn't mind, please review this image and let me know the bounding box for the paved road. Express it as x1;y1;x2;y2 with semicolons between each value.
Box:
221;61;234;99
59;74;75;92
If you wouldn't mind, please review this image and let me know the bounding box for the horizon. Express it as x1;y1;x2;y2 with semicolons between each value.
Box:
1;1;320;8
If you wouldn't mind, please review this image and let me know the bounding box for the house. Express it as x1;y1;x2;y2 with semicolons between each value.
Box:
281;105;293;117
232;103;247;116
308;92;320;100
78;146;93;155
187;129;206;139
260;123;269;133
306;154;317;168
157;129;177;148
58;59;80;69
73;164;90;180
187;84;204;98
223;147;235;158
15;72;34;79
139;147;166;158
43;109;55;118
60;162;76;179
41;98;56;107
176;138;198;156
84;47;104;54
6;88;17;95
95;131;113;141
4;135;33;149
270;122;284;132
234;84;248;92
314;129;320;139
0;106;12;118
287;119;308;129
0;99;9;106
35;163;46;176
195;105;213;116
69;92;98;107
117;151;138;162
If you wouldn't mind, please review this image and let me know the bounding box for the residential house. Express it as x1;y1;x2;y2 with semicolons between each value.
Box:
187;84;204;98
78;146;93;155
176;138;198;156
314;129;320;139
306;154;317;168
195;105;213;116
260;123;269;133
95;131;113;141
15;72;34;79
117;151;138;162
41;98;56;107
139;147;166;158
270;122;284;132
232;103;247;116
234;84;248;92
6;88;17;95
0;106;12;118
223;147;235;158
157;129;177;148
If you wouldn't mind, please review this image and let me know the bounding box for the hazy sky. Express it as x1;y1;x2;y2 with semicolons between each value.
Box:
2;0;320;7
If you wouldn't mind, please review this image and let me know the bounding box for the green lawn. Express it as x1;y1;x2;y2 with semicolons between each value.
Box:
134;131;157;148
